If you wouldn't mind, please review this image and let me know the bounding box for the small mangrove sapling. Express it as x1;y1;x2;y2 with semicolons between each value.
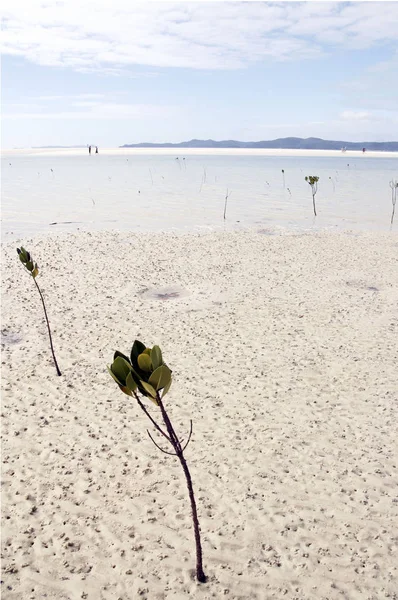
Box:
199;166;207;193
281;169;285;187
16;247;61;376
389;179;397;225
223;188;231;220
305;175;319;217
108;341;206;583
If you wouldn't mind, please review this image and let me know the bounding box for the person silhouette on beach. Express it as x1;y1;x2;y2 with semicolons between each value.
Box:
95;146;98;154
89;145;92;154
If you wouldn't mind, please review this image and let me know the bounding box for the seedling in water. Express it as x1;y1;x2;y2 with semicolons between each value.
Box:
108;341;206;583
224;188;231;220
390;179;398;225
16;247;61;376
305;175;319;216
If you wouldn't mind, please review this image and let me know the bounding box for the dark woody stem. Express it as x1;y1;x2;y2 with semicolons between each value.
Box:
33;277;61;376
155;393;206;583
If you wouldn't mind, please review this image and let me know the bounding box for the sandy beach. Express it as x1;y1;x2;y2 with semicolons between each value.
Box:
1;229;398;600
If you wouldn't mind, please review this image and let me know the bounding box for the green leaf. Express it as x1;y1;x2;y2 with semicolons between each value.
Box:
137;353;152;372
149;365;171;391
107;365;124;387
26;261;34;272
121;386;133;397
18;247;29;261
126;371;137;392
114;350;131;363
111;356;131;385
143;348;151;356
150;345;163;370
161;378;172;399
129;364;143;383
140;380;157;399
131;340;146;366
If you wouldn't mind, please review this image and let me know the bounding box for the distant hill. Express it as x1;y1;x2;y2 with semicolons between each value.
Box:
121;137;398;151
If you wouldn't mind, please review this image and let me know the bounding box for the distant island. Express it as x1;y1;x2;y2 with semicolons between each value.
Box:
121;137;398;151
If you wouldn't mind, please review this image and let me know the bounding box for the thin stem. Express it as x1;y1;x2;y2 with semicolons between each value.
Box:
147;430;177;456
312;189;317;217
135;393;170;442
182;420;193;451
156;395;206;583
33;278;61;376
158;398;182;452
176;451;206;583
223;189;230;220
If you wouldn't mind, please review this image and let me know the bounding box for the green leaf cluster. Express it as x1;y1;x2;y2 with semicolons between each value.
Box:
17;247;39;278
305;175;319;186
108;340;172;404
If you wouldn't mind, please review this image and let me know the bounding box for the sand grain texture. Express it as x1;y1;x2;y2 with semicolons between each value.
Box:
2;230;398;600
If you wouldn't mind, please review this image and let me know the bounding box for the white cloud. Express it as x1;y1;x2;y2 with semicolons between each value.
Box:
339;51;398;112
333;109;398;140
2;102;175;120
1;1;397;72
340;110;372;121
35;93;107;101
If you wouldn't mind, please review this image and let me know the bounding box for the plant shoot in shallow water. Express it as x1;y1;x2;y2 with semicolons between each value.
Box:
108;340;206;583
389;179;397;226
17;247;61;376
305;175;319;217
223;188;231;220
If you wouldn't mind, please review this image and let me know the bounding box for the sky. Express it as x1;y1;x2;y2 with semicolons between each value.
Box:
1;0;398;148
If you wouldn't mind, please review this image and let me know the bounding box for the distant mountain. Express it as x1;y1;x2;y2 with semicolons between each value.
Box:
121;137;398;151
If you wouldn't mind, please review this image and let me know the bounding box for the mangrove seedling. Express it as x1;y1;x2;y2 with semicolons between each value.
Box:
281;169;285;187
305;175;319;216
17;247;61;376
223;188;231;220
389;179;397;225
108;341;206;583
199;166;207;193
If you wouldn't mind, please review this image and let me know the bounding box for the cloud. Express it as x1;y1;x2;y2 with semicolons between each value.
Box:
1;1;397;72
2;101;175;120
334;108;398;140
340;110;372;121
35;93;107;101
339;51;398;112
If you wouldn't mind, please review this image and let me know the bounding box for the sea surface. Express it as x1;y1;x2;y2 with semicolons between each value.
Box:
1;151;397;239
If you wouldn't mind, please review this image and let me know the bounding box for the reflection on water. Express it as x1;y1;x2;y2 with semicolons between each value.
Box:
1;152;397;239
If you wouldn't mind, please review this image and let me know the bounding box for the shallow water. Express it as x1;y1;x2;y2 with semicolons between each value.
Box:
1;152;397;239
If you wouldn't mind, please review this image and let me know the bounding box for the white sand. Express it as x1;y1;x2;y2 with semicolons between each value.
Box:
2;230;398;599
2;147;398;158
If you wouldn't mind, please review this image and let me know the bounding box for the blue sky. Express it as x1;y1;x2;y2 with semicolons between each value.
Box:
2;1;398;147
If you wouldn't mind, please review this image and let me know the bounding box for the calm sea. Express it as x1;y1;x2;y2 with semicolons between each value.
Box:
1;151;397;239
